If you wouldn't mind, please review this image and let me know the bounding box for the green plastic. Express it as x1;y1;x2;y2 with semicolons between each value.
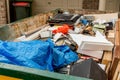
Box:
0;63;92;80
15;7;31;20
13;0;33;20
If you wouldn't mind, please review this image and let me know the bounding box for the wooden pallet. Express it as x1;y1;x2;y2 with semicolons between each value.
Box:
109;19;120;80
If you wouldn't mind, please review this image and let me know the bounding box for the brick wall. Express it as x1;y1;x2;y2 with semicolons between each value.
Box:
82;0;99;10
0;0;7;26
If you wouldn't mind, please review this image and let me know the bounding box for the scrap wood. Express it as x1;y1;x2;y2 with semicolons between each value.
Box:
115;20;119;31
117;72;120;80
102;51;112;67
109;58;120;80
109;46;120;80
115;30;120;45
105;62;111;75
101;51;113;77
113;61;120;80
107;30;115;44
109;19;120;79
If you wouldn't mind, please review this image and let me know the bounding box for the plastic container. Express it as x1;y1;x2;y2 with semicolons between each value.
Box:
12;0;33;20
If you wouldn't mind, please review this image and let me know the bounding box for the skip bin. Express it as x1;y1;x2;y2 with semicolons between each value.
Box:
12;0;33;21
0;62;92;80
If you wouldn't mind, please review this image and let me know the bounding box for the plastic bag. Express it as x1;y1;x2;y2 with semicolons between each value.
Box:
52;24;70;34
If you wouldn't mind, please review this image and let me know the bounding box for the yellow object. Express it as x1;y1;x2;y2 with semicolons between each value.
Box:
0;75;22;80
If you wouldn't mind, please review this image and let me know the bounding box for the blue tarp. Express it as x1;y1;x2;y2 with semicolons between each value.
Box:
0;39;78;71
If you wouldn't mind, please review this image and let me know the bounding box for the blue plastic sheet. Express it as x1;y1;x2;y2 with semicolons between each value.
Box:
0;39;78;71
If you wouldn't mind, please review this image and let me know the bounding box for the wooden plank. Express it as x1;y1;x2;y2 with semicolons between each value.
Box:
113;46;120;59
107;30;115;44
117;72;120;80
110;46;120;79
109;58;120;80
105;62;111;75
109;46;120;80
115;20;119;31
101;51;112;75
113;61;120;80
109;19;120;80
115;31;120;45
102;51;112;65
115;20;120;45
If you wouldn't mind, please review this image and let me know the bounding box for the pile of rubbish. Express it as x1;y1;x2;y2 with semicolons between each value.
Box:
0;39;78;71
0;11;116;80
